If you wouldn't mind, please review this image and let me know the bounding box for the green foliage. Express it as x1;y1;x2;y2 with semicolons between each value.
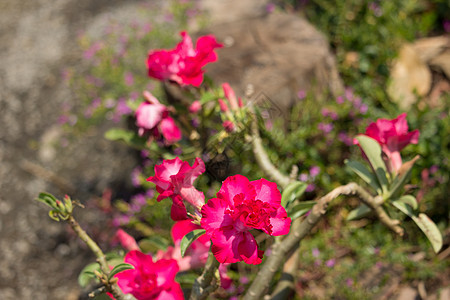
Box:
180;229;206;257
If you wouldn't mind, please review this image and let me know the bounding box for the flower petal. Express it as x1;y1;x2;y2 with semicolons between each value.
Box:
217;174;255;207
250;178;282;206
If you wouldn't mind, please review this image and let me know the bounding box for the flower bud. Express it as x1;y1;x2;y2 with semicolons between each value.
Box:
218;99;229;112
189;100;202;114
222;120;235;133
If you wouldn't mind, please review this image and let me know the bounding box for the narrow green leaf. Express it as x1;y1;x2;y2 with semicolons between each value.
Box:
78;262;100;287
108;263;134;280
345;160;382;194
288;200;316;219
180;229;206;257
387;155;420;199
48;210;61;221
104;129;147;149
392;202;443;253
355;136;389;196
396;195;418;210
281;181;308;209
36;192;59;209
347;203;372;221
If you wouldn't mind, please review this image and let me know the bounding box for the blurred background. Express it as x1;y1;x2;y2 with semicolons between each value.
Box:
0;0;448;299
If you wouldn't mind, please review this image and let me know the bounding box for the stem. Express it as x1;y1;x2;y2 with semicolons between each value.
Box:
244;182;403;300
67;215;135;300
249;119;291;188
190;251;220;300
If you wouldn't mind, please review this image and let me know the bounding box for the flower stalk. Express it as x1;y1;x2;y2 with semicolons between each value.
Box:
189;251;220;300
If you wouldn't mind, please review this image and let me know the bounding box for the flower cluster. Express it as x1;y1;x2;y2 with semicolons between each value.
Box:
135;91;182;144
147;157;205;220
201;174;291;264
147;31;222;87
355;113;419;173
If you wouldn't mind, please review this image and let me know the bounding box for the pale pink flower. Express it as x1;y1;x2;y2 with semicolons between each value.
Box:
201;175;291;264
115;229;140;252
135;91;181;144
114;250;183;300
147;31;222;87
147;157;205;220
354;113;419;173
189;100;202;114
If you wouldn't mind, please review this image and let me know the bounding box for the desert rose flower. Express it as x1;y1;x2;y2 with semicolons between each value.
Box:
135;91;181;144
147;157;205;220
147;31;222;87
114;250;183;300
157;220;210;271
201;175;291;264
354;113;419;173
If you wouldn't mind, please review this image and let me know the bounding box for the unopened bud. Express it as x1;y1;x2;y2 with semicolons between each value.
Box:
189;100;202;114
218;99;229;112
222;120;235;133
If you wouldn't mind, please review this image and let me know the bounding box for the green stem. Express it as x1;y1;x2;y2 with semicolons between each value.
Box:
189;251;220;300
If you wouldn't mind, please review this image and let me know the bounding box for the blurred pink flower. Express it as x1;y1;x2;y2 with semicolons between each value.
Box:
201;175;291;264
114;250;183;300
115;229;140;252
189;100;202;114
147;31;222;87
147;157;205;220
135;91;181;144
354;113;419;173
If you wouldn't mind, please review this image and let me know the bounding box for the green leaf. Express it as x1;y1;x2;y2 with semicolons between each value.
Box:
355;136;389;196
288;200;316;219
345;160;382;194
395;195;418;210
281;181;308;209
392;202;443;253
108;263;134;280
347;203;372;221
139;236;170;251
104;129;147;149
48;210;61;221
36;192;59;209
180;229;206;257
387;155;420;199
78;262;100;287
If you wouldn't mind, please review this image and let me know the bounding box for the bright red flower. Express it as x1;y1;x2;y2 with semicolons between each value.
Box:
135;91;181;144
147;31;222;87
147;157;205;220
114;250;183;300
354;113;419;172
201;175;291;265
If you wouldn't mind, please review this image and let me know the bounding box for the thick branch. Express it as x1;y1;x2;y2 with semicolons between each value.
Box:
244;182;403;300
190;251;220;300
249;120;291;188
68;216;135;300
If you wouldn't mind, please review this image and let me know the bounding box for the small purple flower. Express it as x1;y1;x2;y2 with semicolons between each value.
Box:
131;167;142;187
312;247;320;258
191;117;200;128
297;90;306;100
336;96;344;104
173;147;183;155
325;258;335;268
345;88;354;101
113;98;132;122
140;150;149;158
306;184;316;192
124;72;134;86
240;276;249;284
318;122;334;134
83;42;103;60
266;3;276;13
321;108;330;117
299;173;309;182
430;165;438;174
112;214;131;227
346;278;354;287
359;103;368;114
309;166;320;178
146;189;154;199
338;132;353;146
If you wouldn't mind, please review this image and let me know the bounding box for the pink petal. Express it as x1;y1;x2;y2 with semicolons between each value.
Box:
250;178;282;206
201;197;233;233
159;117;182;144
154;283;184;300
269;207;292;236
135;101;167;130
115;229;140;252
211;229;262;264
170;195;188;220
154;259;179;289
222;83;238;110
171;220;202;244
217;174;256;207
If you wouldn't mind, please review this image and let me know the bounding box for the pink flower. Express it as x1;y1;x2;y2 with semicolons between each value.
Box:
147;31;222;87
222;120;235;133
354;113;420;173
114;250;183;300
189;100;202;114
157;220;210;271
115;229;140;252
135;91;181;144
201;175;291;264
147;157;205;220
